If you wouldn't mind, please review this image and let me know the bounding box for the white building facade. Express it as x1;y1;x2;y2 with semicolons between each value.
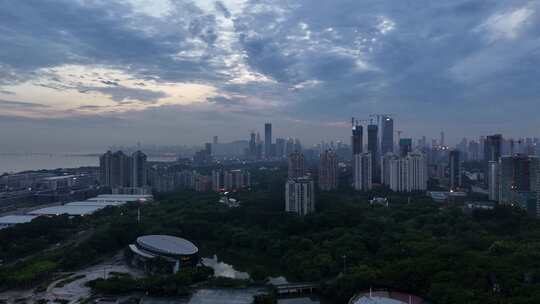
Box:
285;177;315;216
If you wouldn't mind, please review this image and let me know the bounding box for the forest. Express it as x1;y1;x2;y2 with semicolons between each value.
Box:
1;168;540;303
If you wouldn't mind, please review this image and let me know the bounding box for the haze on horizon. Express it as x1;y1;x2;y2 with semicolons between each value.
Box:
0;0;539;152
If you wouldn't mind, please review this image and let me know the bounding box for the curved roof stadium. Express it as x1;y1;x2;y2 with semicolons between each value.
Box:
136;235;198;256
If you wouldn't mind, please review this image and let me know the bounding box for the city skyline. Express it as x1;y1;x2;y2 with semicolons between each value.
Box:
1;1;540;152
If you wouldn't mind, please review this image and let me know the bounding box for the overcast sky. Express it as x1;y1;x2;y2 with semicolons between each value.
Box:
1;0;539;152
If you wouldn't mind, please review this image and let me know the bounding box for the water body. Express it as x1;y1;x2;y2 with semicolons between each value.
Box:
0;154;98;174
0;154;177;174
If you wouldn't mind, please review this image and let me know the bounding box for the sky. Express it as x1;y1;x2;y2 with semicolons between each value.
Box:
0;0;539;152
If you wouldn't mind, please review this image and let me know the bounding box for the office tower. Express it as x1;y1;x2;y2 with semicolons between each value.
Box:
367;124;379;181
213;136;218;145
449;150;461;191
399;138;412;157
285;177;315;216
499;155;539;215
264;123;272;158
275;138;286;158
319;149;338;191
388;153;427;192
488;161;499;201
131;150;147;188
353;153;372;191
288;151;305;179
381;116;394;154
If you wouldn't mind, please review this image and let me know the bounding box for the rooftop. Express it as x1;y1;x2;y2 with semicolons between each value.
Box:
28;205;104;216
0;215;38;224
136;235;198;256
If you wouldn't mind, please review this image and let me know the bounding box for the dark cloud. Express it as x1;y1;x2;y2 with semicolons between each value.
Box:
0;99;49;108
215;1;231;18
80;86;168;103
1;0;540;151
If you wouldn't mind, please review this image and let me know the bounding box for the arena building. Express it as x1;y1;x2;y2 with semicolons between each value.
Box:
128;235;199;273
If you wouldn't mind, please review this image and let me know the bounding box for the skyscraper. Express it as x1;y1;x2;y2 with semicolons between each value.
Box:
264;123;272;158
288;151;305;179
367;124;379;182
285;177;315;216
381;116;394;154
352;124;369;190
449;150;461;191
319;149;338;191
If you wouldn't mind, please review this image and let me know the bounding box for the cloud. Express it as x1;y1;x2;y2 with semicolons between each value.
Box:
1;0;540;151
478;5;535;41
80;86;169;103
0;99;50;108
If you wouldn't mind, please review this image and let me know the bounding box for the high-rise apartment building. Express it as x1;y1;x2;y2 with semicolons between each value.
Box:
388;153;427;192
131;150;147;188
353;153;372;191
288;151;305;179
100;150;147;191
449;150;461;191
319;149;338;191
275;138;286;158
488;161;499;201
212;169;251;192
285;177;315;216
499;154;539;215
381;152;399;186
